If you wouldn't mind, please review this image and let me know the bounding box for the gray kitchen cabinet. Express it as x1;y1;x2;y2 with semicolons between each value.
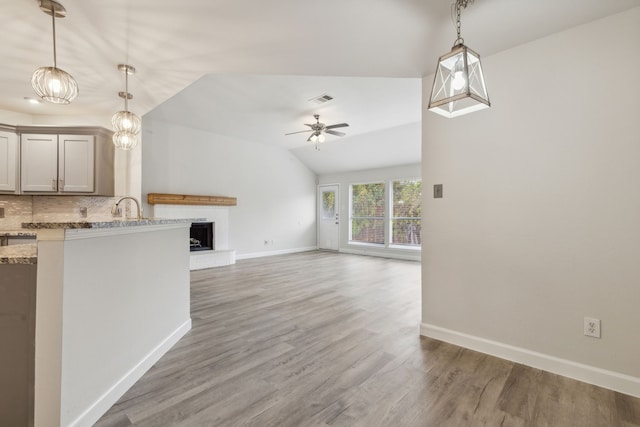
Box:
21;134;95;193
0;128;18;193
18;126;114;196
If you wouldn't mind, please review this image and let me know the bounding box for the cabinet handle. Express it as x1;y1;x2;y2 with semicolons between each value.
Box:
52;179;57;191
59;178;64;191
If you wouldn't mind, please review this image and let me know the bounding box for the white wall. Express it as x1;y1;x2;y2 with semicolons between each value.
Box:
141;118;317;257
421;8;640;396
319;163;421;261
35;225;191;427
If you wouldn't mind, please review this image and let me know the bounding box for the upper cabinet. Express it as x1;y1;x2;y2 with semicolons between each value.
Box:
21;134;95;193
0;129;18;192
7;126;115;196
60;135;95;193
20;134;60;192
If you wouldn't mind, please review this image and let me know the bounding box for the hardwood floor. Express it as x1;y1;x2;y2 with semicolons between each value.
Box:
96;251;640;426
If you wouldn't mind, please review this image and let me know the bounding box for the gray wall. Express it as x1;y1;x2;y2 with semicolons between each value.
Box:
421;8;640;395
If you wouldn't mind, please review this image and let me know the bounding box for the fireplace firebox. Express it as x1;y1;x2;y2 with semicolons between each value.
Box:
190;222;214;251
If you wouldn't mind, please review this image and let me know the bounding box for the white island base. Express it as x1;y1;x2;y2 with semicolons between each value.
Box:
32;222;192;427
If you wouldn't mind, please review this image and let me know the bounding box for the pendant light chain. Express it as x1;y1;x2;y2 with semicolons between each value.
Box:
124;69;129;111
51;7;57;67
454;0;473;46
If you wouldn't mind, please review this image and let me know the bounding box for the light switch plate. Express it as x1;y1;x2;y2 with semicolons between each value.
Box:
434;184;443;198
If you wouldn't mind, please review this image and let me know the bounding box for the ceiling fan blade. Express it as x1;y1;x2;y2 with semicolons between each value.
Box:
325;123;349;130
307;134;314;142
325;130;346;137
285;130;313;135
304;124;314;128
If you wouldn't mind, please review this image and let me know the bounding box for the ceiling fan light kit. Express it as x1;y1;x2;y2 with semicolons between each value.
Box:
428;0;490;118
31;0;79;104
112;64;142;150
285;114;349;151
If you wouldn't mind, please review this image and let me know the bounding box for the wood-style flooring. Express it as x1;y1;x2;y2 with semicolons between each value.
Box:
96;251;640;426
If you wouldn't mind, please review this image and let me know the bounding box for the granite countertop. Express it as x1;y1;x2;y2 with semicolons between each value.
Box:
0;243;37;265
0;230;37;237
21;218;201;230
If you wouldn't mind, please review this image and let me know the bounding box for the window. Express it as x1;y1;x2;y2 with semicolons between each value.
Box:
321;190;335;219
392;179;422;246
348;178;422;249
350;183;385;244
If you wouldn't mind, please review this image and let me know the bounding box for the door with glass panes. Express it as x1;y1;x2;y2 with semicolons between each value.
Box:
318;184;339;250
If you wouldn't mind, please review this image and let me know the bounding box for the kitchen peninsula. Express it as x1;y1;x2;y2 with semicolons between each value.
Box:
23;218;193;427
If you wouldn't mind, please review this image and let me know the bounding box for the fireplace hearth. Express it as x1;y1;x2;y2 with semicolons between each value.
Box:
190;222;214;251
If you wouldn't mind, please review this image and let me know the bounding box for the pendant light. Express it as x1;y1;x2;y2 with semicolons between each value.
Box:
112;64;141;151
31;0;79;105
428;0;490;118
112;131;137;151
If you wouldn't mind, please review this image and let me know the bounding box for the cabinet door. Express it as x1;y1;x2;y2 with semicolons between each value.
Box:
21;134;58;193
59;135;94;193
0;131;18;192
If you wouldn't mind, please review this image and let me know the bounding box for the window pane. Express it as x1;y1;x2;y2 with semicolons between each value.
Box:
351;219;385;244
350;183;385;244
322;191;335;219
352;183;385;217
392;179;422;246
392;219;421;246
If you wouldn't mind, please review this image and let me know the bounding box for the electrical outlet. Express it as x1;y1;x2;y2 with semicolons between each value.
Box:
584;317;601;338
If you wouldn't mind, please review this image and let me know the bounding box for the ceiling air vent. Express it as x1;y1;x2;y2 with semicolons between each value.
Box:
309;94;334;104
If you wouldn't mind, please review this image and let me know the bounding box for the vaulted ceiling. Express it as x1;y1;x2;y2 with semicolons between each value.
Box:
1;0;637;173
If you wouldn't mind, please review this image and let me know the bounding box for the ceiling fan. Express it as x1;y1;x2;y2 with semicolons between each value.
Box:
285;114;349;150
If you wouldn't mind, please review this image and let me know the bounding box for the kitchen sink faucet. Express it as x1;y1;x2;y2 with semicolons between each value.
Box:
112;196;143;220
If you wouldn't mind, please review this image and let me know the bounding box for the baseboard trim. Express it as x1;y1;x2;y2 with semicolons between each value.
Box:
420;323;640;398
69;319;192;427
340;247;421;262
236;246;317;260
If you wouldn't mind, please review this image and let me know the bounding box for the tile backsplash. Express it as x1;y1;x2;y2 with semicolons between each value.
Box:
31;196;121;222
0;195;127;229
0;195;33;229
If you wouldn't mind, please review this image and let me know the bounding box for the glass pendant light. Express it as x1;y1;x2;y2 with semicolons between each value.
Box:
428;0;490;118
31;0;79;104
112;64;141;150
112;131;137;151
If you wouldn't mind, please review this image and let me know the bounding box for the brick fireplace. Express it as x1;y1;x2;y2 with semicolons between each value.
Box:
148;193;236;269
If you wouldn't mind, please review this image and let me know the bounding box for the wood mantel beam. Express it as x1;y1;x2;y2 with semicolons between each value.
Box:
147;193;237;206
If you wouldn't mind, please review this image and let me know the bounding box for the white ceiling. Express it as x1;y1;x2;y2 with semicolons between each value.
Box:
1;0;638;173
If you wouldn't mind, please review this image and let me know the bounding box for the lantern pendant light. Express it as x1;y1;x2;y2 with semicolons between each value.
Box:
31;0;79;104
428;0;490;118
112;64;141;151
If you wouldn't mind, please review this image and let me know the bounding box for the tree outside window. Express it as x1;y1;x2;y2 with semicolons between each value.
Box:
392;179;421;246
350;183;385;244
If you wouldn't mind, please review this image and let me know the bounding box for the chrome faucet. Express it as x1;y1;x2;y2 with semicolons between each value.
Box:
112;196;143;220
